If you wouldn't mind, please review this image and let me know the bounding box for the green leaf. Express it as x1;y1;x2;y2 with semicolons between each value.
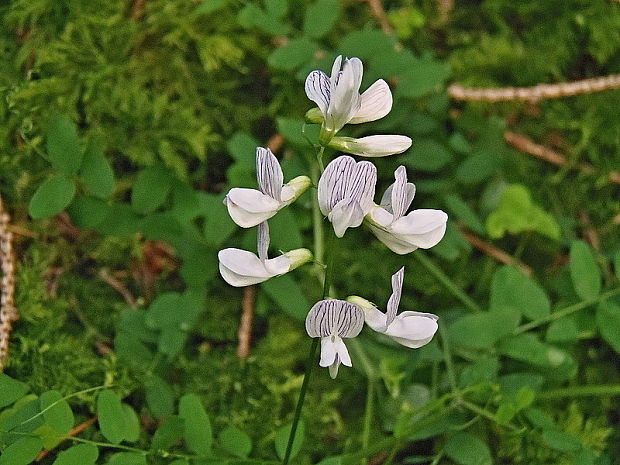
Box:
456;151;502;184
0;374;29;408
268;38;319;70
52;444;98;465
614;249;620;280
405;139;452;172
151;416;184;451
93;203;144;237
29;174;76;219
397;57;450;98
202;193;237;248
339;30;397;60
303;0;340;38
122;404;141;443
275;421;304;461
444;432;492;465
459;357;499;388
79;143;115;199
269;207;302;250
495;403;517;424
145;376;175;418
596;301;620;354
546;317;578;343
569;240;601;300
46;113;83;175
179;394;213;455
114;332;153;366
499;334;576;381
449;310;518;350
490;266;550;321
105;452;147;465
262;274;310;321
523;407;555;429
40;390;73;434
443;194;484;235
541;429;582;452
67;196;110;229
486;184;560;240
131;164;173;214
97;390;127;444
0;436;43;465
193;0;228;14
226;132;259;167
219;425;252;458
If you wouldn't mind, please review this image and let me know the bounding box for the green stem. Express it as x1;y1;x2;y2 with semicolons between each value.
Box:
282;228;335;465
537;384;620;399
458;400;520;432
16;384;112;429
413;253;481;312
439;324;459;396
317;145;326;172
282;338;319;465
311;165;324;267
514;287;620;334
361;378;375;465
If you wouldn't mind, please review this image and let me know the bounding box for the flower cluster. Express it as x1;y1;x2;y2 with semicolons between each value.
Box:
218;55;448;378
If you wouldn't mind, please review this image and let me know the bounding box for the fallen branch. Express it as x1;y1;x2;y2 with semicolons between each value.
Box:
458;226;533;276
237;285;256;360
36;416;98;461
504;131;620;184
0;197;19;372
449;74;620;102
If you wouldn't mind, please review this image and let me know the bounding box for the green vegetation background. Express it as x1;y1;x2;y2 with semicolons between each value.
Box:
0;0;619;464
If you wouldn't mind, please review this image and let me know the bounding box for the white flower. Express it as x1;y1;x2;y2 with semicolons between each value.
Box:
305;55;393;139
348;267;438;348
218;222;312;287
365;166;448;254
224;147;311;228
318;156;377;238
305;299;365;379
329;135;412;158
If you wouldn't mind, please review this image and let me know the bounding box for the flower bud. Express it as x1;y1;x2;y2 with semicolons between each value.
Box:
284;248;313;270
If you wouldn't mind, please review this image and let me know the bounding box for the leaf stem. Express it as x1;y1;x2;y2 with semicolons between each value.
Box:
514;287;620;334
537;384;620;399
413;253;481;312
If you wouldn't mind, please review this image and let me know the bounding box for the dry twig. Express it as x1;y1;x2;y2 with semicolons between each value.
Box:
504;131;620;184
237;285;256;360
36;416;98;461
0;197;19;372
449;74;620;102
365;0;393;34
130;0;147;20
98;269;137;309
458;226;533;276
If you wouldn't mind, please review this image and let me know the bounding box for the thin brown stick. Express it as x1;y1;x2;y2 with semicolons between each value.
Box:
459;226;533;276
98;269;137;309
36;416;98;461
130;0;146;20
0;197;19;372
504;131;620;184
578;211;601;251
237;285;256;360
449;74;620;102
365;0;393;34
